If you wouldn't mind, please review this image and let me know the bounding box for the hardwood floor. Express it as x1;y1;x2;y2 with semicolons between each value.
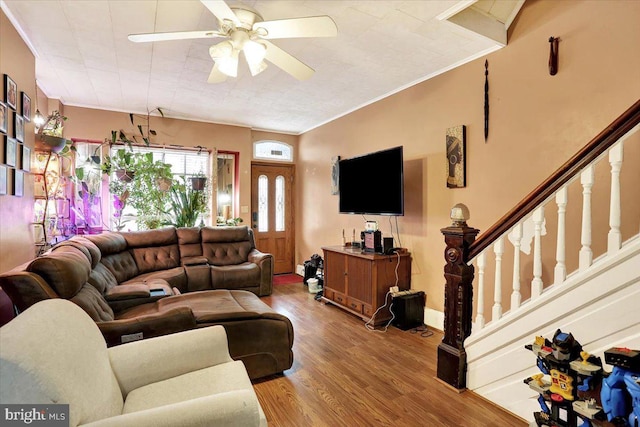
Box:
253;283;527;427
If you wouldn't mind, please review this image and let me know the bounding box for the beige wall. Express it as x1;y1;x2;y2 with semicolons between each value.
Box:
0;10;36;273
296;0;640;315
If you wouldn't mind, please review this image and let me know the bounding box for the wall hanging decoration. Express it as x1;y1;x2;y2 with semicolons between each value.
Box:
4;74;17;110
21;92;31;122
484;60;489;142
0;102;7;133
330;155;340;195
446;125;466;188
21;144;30;172
548;36;559;75
12;169;24;197
0;165;6;195
5;137;17;167
14;114;24;143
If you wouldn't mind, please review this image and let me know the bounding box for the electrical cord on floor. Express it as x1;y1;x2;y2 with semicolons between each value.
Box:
364;252;401;333
410;325;434;338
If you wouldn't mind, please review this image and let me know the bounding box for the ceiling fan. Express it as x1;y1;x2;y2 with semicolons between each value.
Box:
128;0;338;83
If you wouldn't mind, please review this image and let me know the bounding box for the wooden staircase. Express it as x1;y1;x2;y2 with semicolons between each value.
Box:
437;100;640;421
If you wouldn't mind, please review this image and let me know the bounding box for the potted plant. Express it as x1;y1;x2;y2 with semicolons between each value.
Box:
36;110;74;154
167;177;209;227
101;148;136;182
73;164;104;233
190;172;208;191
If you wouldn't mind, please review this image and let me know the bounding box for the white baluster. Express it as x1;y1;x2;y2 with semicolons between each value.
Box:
492;237;504;321
554;186;568;285
476;252;486;329
510;223;523;310
579;165;595;270
531;207;545;298
608;142;624;254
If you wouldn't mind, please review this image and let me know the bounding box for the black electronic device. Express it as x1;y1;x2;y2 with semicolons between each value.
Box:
338;146;404;216
383;237;394;254
362;230;382;253
391;291;425;330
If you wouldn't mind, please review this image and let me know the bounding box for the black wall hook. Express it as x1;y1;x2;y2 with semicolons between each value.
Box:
548;36;559;76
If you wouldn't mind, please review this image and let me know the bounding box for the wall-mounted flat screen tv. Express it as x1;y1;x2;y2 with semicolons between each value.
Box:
338;146;404;216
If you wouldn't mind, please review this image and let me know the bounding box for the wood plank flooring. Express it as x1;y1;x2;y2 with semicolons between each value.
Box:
253;283;528;427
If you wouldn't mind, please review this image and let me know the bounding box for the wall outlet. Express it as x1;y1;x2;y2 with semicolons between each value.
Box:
390;286;399;294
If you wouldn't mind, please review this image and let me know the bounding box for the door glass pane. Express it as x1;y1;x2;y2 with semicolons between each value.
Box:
258;175;268;232
275;175;285;231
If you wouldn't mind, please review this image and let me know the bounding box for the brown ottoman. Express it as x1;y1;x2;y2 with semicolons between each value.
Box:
120;289;294;379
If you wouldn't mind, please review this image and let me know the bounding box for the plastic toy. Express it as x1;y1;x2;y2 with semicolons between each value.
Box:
600;347;640;427
524;330;604;427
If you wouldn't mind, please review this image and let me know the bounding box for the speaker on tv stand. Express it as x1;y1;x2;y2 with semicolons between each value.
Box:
391;291;426;330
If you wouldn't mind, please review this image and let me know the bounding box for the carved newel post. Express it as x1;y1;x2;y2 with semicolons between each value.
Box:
437;204;479;390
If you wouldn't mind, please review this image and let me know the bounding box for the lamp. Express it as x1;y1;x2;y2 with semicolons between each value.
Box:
209;31;268;78
33;82;46;132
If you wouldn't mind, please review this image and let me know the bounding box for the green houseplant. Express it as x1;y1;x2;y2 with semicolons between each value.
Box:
167;177;209;228
36;110;74;154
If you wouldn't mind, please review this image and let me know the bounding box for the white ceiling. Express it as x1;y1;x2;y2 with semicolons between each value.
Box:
1;0;523;134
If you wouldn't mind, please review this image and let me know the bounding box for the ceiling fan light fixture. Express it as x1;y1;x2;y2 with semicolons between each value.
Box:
217;49;239;77
243;40;267;65
209;41;234;59
248;59;268;76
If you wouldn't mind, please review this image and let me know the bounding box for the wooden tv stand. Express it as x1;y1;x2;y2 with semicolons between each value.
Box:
321;246;411;326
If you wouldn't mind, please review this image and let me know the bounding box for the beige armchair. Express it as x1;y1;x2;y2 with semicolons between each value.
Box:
0;299;267;427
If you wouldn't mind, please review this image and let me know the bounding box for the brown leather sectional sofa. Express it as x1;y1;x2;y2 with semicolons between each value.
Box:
0;225;293;379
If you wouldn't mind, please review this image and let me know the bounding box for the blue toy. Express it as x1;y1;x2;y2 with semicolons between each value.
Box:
600;347;640;427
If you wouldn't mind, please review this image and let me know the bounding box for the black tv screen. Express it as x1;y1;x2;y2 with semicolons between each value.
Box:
338;146;404;216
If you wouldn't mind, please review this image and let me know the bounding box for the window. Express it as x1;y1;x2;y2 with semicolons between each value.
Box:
258;175;268;232
253;140;293;162
111;145;210;231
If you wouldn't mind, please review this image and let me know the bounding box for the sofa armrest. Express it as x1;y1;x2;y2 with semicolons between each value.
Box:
80;389;262;427
108;325;233;395
247;249;273;296
181;256;209;266
97;306;196;347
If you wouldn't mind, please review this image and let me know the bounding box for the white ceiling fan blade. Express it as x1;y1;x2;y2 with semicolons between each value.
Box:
201;0;240;26
128;30;224;43
208;63;228;83
262;40;314;81
254;16;337;39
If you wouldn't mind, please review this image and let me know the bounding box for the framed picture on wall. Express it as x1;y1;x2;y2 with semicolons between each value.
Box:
446;125;466;188
5;137;17;167
0;102;7;133
13;169;24;197
0;165;7;195
21;92;31;122
14;114;24;143
4;75;17;110
22;144;31;172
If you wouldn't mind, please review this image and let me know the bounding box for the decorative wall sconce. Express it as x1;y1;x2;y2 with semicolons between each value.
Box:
548;37;559;76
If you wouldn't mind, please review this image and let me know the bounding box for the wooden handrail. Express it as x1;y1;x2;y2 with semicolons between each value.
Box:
468;99;640;260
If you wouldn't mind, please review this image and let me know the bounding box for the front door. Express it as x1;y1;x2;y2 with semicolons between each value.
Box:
251;163;295;274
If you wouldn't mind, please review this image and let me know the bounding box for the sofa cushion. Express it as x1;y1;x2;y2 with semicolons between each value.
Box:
101;252;140;284
210;263;260;290
58;236;102;268
71;284;115;322
122;228;181;274
27;247;91;299
120;267;187;292
122;360;254;414
86;232;128;255
201;226;253;266
88;263;119;294
177;227;203;258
